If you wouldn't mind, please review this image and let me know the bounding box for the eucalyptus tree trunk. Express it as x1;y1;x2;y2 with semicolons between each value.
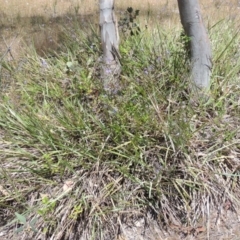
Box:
99;0;121;94
177;0;212;97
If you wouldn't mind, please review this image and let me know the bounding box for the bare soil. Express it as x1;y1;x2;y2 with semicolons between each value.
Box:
0;207;240;239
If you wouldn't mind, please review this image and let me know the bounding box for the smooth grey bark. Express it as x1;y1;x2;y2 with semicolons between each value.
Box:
177;0;212;95
99;0;121;94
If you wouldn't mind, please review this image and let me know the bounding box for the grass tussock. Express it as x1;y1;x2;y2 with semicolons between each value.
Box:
0;14;240;240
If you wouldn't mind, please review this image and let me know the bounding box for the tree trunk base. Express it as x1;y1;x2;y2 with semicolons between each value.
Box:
100;59;121;95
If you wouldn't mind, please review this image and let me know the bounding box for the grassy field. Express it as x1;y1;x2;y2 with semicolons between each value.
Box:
0;0;240;239
0;0;239;58
1;0;239;20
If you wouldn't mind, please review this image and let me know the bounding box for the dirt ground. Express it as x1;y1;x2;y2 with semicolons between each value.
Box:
119;208;240;240
0;206;240;239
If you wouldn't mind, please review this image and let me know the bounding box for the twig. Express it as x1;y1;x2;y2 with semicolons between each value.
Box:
0;33;19;62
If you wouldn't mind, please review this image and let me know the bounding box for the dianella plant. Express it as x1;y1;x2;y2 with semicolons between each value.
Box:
99;0;121;94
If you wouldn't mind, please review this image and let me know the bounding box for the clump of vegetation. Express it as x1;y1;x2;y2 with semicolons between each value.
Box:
119;7;141;36
0;10;240;240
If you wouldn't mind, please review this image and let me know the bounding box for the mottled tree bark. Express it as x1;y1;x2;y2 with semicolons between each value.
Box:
99;0;121;94
177;0;212;97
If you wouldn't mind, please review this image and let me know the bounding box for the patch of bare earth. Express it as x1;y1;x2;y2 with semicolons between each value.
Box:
0;208;240;239
119;208;240;240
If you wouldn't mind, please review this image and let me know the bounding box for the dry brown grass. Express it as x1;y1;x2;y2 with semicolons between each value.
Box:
0;0;239;37
0;0;240;20
0;0;239;59
1;0;239;22
0;0;91;18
